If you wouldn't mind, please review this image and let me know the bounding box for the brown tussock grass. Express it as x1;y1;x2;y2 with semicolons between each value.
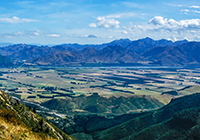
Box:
0;108;56;140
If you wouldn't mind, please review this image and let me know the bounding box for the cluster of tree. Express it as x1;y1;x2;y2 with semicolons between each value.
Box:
60;88;73;93
41;86;57;91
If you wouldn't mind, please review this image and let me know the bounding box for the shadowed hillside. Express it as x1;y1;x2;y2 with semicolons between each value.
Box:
143;42;200;65
92;93;200;140
0;54;13;67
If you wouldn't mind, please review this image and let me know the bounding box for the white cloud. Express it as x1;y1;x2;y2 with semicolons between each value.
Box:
47;34;60;37
173;37;177;41
192;10;200;14
14;31;25;36
190;5;200;8
106;12;136;18
89;13;134;28
181;9;190;12
148;16;167;26
121;16;200;42
22;18;39;22
89;23;97;28
168;4;183;7
49;2;69;7
96;16;120;28
28;30;42;36
0;16;40;23
0;30;42;38
81;34;98;38
148;16;200;31
108;36;114;39
34;32;40;36
122;30;128;34
122;2;139;8
181;9;200;14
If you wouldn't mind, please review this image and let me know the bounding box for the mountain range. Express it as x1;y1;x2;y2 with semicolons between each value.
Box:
1;37;200;66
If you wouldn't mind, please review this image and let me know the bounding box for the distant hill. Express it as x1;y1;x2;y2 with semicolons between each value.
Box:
51;38;132;50
95;45;139;63
30;45;140;65
0;42;13;47
40;94;165;139
100;38;132;50
0;90;74;140
0;44;56;63
41;94;164;114
31;50;84;65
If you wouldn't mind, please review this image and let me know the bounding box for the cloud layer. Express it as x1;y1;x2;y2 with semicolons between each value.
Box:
47;34;60;37
0;16;40;23
0;30;42;38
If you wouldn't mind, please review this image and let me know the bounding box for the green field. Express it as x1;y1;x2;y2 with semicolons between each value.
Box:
0;67;199;105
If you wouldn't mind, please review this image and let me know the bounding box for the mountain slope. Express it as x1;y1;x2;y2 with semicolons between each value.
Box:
96;45;139;63
10;46;55;62
31;50;84;65
0;44;77;63
143;42;200;65
0;44;55;63
126;37;161;54
0;54;13;67
0;108;55;140
31;45;140;65
79;47;99;62
0;89;74;140
93;93;200;140
125;37;188;54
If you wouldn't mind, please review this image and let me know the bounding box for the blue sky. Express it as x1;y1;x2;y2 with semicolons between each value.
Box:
1;0;200;44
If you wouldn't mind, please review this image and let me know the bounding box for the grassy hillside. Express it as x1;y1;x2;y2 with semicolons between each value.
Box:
0;108;56;140
41;94;164;114
0;89;74;140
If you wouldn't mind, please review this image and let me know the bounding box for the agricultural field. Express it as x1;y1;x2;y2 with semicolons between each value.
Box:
0;67;199;106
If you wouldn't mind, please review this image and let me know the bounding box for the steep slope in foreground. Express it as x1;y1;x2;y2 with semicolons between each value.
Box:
0;90;74;140
93;93;200;140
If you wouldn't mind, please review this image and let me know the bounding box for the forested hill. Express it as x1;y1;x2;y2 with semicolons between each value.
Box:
93;93;200;140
